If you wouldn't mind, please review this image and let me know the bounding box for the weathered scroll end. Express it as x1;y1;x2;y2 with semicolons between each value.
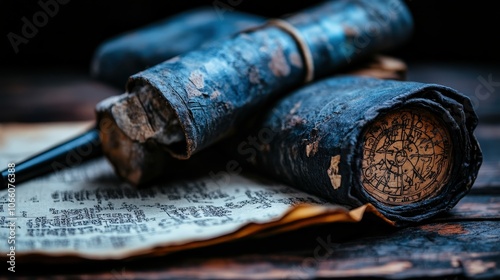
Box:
96;93;176;186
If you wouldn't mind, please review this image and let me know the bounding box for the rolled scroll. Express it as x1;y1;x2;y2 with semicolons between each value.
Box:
230;76;482;225
96;0;414;185
91;7;264;88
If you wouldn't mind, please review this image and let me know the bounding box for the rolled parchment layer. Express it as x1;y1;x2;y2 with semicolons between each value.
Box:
233;76;482;225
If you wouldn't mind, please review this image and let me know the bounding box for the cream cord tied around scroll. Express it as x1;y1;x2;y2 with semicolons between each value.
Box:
243;18;315;84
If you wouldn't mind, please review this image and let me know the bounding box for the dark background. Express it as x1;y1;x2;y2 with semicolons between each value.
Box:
1;0;499;70
0;0;499;122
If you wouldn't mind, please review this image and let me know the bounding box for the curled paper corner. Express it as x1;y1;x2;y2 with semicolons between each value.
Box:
148;203;397;260
254;203;396;237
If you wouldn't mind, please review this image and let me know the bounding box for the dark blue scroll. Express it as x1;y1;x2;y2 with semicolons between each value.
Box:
231;76;482;225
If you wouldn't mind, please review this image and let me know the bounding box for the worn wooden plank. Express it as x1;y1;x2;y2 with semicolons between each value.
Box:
435;195;500;221
470;125;500;191
10;218;499;279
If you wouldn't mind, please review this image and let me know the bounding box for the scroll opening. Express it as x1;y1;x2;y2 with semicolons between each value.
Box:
360;106;453;206
131;84;190;158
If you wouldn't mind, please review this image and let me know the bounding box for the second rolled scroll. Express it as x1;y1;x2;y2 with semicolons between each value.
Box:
231;76;482;225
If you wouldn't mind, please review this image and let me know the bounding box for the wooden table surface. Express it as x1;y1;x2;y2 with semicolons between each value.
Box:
1;63;499;279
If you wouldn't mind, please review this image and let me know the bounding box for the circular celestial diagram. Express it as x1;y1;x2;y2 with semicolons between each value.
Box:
361;108;452;205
